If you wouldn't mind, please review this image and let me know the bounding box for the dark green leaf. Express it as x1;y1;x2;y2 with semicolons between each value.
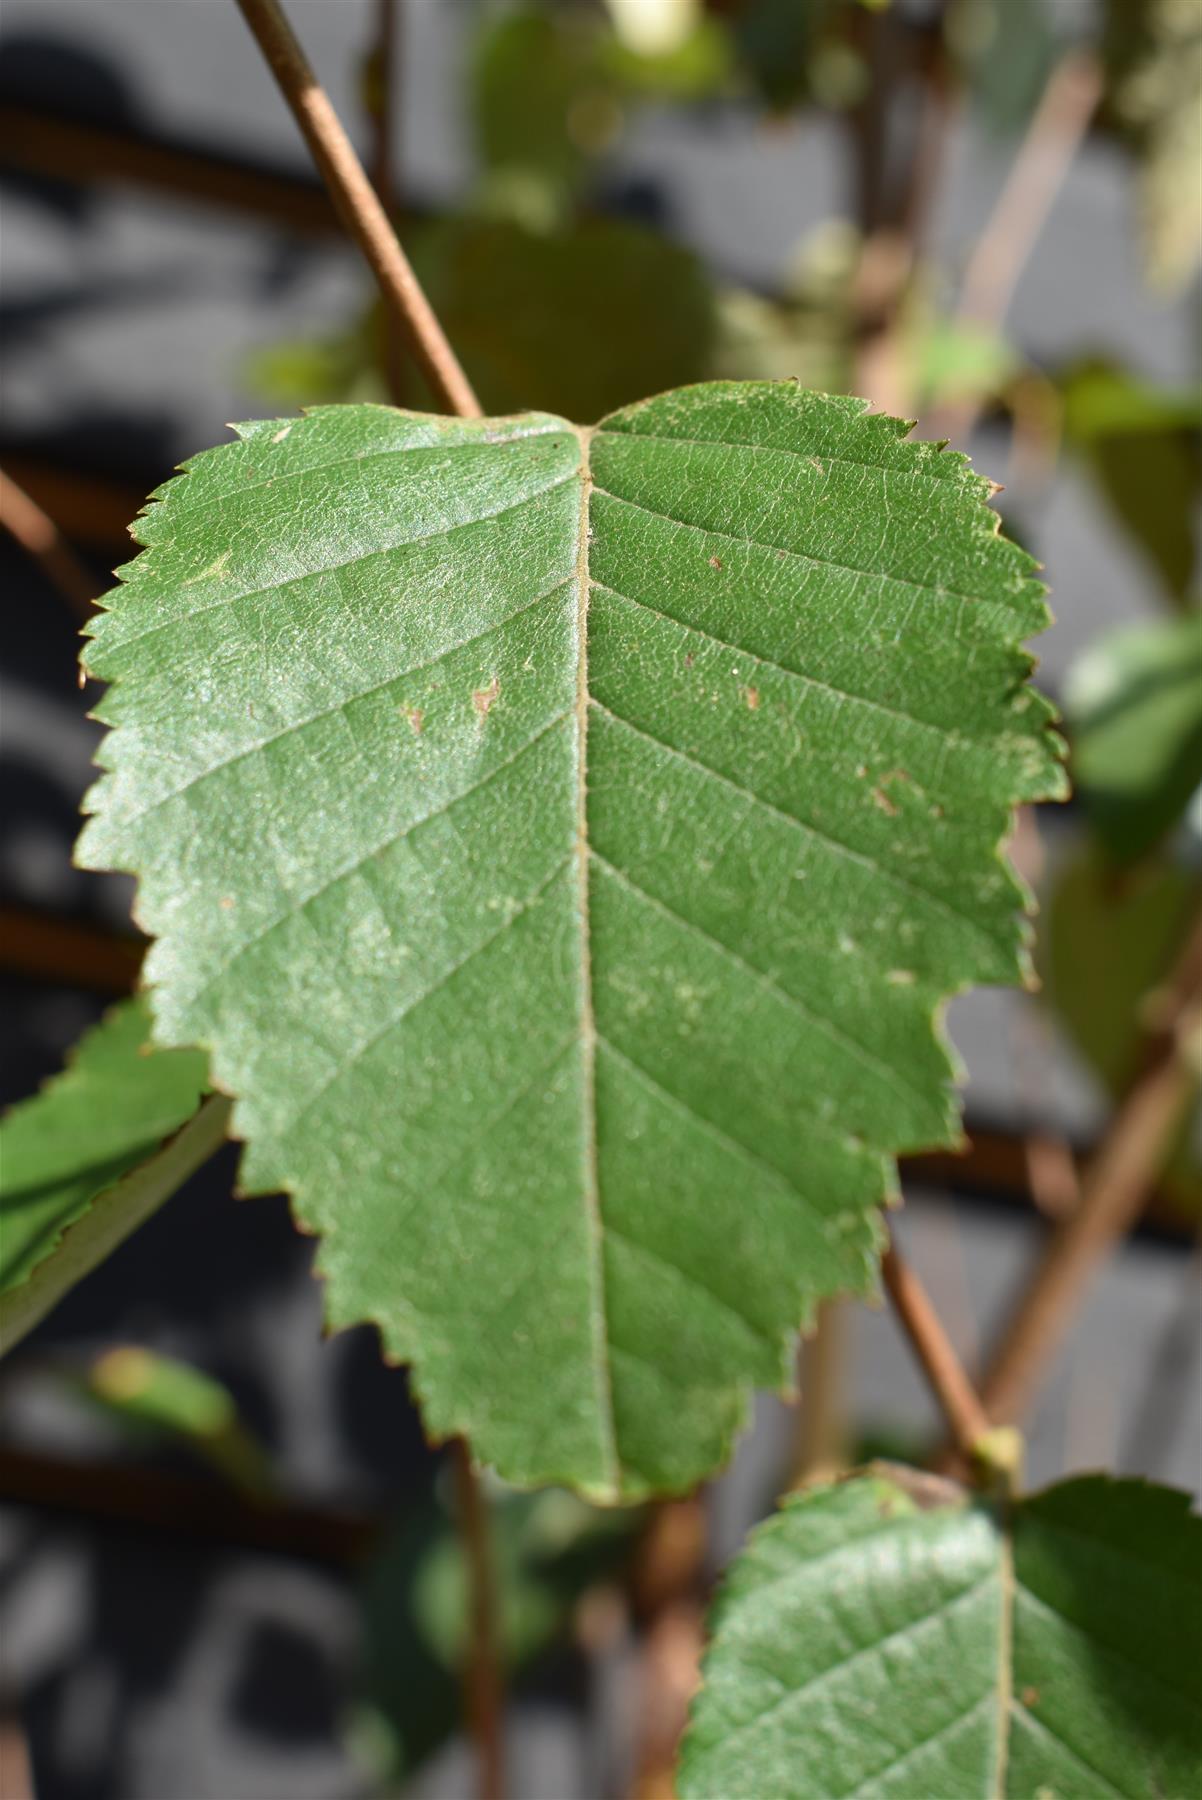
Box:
1065;615;1202;862
78;382;1062;1498
680;1467;1202;1797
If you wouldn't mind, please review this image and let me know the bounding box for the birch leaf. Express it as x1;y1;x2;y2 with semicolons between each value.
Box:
680;1467;1202;1798
78;382;1062;1499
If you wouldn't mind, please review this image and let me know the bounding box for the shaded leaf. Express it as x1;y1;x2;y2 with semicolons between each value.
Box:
1103;0;1202;292
680;1466;1202;1797
78;382;1062;1499
1043;844;1200;1212
1061;359;1201;608
0;999;217;1351
248;216;717;427
1065;615;1202;863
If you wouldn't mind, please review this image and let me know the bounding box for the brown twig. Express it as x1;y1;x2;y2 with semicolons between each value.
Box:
979;915;1202;1426
928;49;1101;444
451;1439;505;1800
880;1228;992;1460
955;49;1102;332
789;1300;850;1487
0;467;98;621
231;0;479;417
364;0;405;404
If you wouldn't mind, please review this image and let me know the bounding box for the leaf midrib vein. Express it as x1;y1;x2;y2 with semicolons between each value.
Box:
575;425;620;1500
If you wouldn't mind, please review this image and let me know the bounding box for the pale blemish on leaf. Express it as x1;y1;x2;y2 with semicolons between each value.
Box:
472;676;501;720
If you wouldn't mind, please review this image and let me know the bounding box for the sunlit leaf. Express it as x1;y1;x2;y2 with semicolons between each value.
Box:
78;382;1062;1498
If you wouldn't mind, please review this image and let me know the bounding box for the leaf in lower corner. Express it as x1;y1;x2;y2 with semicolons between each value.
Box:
0;998;209;1298
77;382;1063;1499
679;1468;1202;1798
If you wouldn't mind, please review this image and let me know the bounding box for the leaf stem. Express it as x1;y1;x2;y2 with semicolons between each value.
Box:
231;0;479;418
978;915;1202;1426
450;1439;505;1800
880;1227;992;1462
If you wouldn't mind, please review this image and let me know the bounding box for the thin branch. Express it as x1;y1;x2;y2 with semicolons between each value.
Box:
955;48;1102;333
789;1300;849;1487
0;907;144;993
232;0;479;418
927;49;1101;444
451;1439;505;1800
364;0;405;404
1;467;98;621
979;914;1202;1427
880;1228;992;1461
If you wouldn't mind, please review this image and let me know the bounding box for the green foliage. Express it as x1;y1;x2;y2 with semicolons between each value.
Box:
1064;614;1202;863
1061;359;1201;609
357;1481;637;1778
84;1343;274;1493
1044;845;1200;1211
409;215;716;420
1103;0;1202;292
680;1466;1202;1798
249;216;715;425
0;998;214;1349
78;381;1061;1499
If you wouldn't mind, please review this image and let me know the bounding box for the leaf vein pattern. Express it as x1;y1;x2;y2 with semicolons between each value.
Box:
277;853;574;1132
1008;1704;1135;1800
597;424;970;491
588;699;998;950
102;475;576;659
714;1572;997;1756
1014;1584;1202;1714
589;849;933;1115
183;712;574;1010
116;579;573;828
591;578;979;752
595;1029;840;1183
589;483;1027;616
836;1692;994;1799
601;1216;777;1351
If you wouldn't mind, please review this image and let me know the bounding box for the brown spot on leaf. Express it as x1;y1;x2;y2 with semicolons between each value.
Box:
808;456;825;475
742;686;760;710
1021;1687;1040;1708
684;653;695;669
472;676;500;720
708;555;723;571
219;896;234;911
400;703;424;736
871;787;899;817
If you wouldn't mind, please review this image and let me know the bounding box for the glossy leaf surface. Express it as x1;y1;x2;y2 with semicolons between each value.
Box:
680;1467;1202;1797
78;382;1062;1498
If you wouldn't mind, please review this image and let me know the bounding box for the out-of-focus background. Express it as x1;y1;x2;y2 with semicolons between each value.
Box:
1;2;1199;1796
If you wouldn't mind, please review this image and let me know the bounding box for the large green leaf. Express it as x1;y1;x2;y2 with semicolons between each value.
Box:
680;1466;1202;1798
0;999;222;1353
78;382;1062;1499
